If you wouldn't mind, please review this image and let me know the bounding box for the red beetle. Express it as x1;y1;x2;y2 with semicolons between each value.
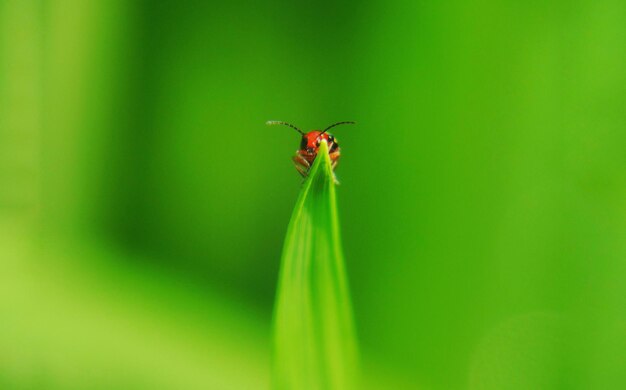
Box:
267;120;355;179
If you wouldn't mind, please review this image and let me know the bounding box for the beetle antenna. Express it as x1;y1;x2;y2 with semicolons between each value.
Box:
321;121;356;135
266;120;304;135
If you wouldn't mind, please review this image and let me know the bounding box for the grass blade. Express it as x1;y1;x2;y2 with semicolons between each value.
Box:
272;140;359;390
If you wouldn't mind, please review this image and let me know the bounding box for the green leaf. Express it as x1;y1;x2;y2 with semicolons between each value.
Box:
272;140;359;390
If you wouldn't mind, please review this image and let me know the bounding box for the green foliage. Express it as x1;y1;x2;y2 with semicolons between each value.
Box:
3;0;626;388
272;141;358;390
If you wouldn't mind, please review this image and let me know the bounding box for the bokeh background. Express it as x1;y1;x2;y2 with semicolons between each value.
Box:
2;1;625;389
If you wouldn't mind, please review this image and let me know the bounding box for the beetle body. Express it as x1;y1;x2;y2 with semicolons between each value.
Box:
293;131;340;178
266;120;354;182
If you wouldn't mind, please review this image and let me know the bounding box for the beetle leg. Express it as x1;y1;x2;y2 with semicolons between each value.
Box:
293;154;310;177
329;152;340;168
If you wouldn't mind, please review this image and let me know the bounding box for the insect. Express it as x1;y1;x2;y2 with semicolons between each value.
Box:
266;120;355;180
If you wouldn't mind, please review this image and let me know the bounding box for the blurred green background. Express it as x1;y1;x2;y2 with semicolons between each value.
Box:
1;1;625;389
